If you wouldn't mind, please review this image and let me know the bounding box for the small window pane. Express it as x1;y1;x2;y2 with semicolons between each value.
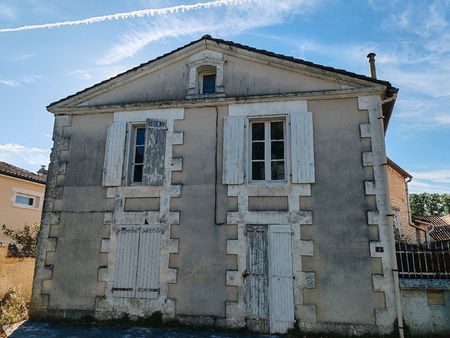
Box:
134;146;144;164
270;122;284;140
252;142;265;160
271;161;285;180
133;164;143;183
252;123;265;141
15;195;34;206
203;74;216;94
252;162;265;180
136;128;145;145
271;141;284;160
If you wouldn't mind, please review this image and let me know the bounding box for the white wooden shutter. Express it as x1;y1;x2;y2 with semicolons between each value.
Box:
290;112;315;183
103;121;127;186
112;226;140;298
245;225;269;326
223;116;245;184
143;119;167;186
136;226;162;299
268;224;294;334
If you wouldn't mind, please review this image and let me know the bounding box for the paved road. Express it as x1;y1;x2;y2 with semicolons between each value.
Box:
8;321;275;338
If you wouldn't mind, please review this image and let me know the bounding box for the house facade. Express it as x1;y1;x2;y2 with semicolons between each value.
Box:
0;162;46;244
31;36;401;335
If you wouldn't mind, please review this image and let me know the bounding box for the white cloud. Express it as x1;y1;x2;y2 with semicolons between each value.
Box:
0;144;51;168
0;0;253;33
0;4;16;19
98;0;321;65
0;76;38;87
409;169;450;193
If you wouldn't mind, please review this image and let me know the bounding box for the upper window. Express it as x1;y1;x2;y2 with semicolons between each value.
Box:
131;126;146;183
197;65;216;95
250;119;286;182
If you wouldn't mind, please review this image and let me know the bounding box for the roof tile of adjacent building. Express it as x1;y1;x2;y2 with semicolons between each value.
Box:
0;161;46;184
47;35;398;109
413;215;449;227
429;225;450;242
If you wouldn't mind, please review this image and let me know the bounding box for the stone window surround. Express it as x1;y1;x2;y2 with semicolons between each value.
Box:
10;186;44;210
186;50;225;99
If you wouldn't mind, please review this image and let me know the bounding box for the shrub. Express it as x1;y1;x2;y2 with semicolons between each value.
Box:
0;287;28;326
1;223;39;257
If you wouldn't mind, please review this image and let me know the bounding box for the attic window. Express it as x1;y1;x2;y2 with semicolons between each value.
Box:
186;50;224;99
198;65;216;94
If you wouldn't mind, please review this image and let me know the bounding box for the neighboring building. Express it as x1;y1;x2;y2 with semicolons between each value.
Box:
386;158;417;242
32;36;401;335
412;215;450;243
0;161;46;244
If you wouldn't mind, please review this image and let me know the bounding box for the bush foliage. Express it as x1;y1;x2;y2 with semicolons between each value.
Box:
1;223;40;257
0;287;28;326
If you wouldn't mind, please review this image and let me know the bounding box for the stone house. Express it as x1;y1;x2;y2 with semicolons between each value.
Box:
31;36;402;335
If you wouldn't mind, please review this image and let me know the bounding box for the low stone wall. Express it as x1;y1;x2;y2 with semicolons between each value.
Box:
0;246;35;300
400;279;450;335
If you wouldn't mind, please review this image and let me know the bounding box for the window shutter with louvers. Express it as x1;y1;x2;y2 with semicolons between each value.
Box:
102;121;127;187
135;226;162;299
290;112;315;183
112;226;140;298
223;116;245;184
143;119;167;186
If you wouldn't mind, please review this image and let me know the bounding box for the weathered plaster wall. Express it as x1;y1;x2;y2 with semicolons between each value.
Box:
401;287;450;335
302;98;383;327
84;51;344;107
169;106;232;319
31;113;113;317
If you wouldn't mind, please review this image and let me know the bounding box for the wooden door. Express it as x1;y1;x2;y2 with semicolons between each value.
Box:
245;225;269;332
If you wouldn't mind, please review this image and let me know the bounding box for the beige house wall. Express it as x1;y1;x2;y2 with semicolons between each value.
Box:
0;246;35;300
0;174;45;244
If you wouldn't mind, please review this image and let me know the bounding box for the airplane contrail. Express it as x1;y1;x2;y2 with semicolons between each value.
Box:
0;0;252;33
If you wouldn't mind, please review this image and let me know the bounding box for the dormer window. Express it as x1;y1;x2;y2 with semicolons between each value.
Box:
187;50;224;99
198;65;217;94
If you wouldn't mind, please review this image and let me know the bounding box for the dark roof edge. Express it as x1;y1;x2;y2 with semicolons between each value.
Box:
387;157;412;179
48;35;397;110
0;170;46;184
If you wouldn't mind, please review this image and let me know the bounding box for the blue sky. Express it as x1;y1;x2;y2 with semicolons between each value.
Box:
0;0;449;193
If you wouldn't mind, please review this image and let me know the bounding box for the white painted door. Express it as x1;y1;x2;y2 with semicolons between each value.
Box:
245;225;269;332
268;224;295;334
112;226;140;298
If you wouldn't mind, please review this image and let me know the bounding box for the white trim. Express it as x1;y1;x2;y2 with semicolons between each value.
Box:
229;100;307;117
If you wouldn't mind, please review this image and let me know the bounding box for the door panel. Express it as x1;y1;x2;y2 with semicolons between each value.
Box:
268;224;295;334
245;225;269;332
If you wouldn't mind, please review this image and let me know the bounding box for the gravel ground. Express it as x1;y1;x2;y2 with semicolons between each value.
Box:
7;321;276;338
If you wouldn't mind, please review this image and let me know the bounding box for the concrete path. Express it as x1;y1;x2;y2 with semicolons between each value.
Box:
8;321;276;338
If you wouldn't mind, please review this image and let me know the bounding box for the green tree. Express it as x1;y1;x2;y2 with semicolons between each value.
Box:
1;223;40;257
409;193;450;216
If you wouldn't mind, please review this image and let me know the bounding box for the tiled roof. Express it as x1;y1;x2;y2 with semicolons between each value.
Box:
47;35;397;109
413;215;449;227
0;161;46;184
429;225;450;242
